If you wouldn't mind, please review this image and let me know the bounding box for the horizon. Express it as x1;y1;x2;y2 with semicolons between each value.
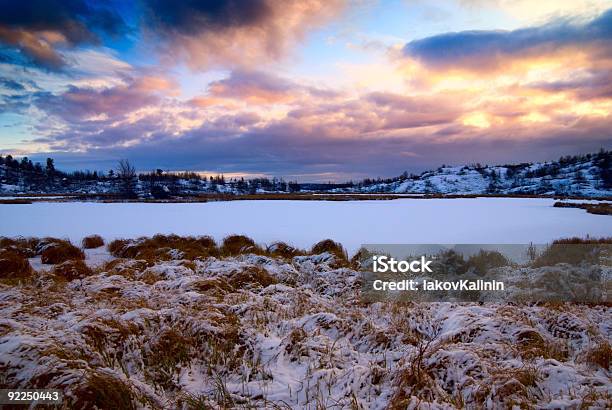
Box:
2;148;608;184
1;1;611;182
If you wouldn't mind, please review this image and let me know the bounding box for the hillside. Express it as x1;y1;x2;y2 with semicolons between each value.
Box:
339;150;612;197
1;151;610;198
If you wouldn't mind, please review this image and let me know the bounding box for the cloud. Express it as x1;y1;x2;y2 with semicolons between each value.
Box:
0;77;25;91
403;8;612;72
0;0;344;72
0;0;125;69
207;70;299;104
31;111;612;181
203;69;340;105
33;75;176;123
140;0;345;69
528;69;612;100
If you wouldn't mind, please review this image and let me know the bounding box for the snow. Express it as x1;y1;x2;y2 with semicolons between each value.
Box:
1;252;610;408
341;156;612;197
1;198;611;255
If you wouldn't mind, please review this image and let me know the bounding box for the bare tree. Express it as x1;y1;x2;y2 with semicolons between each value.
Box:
117;159;137;198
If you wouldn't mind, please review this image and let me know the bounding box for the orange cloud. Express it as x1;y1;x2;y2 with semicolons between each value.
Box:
145;0;346;69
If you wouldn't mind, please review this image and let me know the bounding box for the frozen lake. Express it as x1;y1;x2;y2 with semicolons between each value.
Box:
1;198;610;254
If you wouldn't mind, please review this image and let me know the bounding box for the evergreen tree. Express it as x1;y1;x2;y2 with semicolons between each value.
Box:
46;158;55;174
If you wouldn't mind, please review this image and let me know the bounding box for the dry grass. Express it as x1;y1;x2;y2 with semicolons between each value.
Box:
554;201;612;215
311;239;349;265
585;341;611;369
144;327;193;390
0;249;33;280
0;237;40;257
73;370;136;410
108;234;218;261
2;234;610;408
52;260;94;281
40;239;85;264
189;277;234;295
229;266;278;288
220;235;264;256
82;234;105;249
266;241;306;259
466;250;509;275
103;258;151;280
533;237;611;267
515;329;568;361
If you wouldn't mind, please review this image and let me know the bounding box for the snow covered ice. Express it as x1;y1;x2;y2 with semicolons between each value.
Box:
1;198;611;255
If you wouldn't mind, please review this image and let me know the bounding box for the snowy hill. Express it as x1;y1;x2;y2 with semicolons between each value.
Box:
341;150;612;197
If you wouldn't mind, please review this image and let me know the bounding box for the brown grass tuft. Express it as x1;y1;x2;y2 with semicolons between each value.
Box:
0;249;33;279
190;277;235;296
108;239;131;257
516;329;567;361
311;239;348;262
266;241;305;259
143;328;193;390
52;259;93;281
220;234;263;256
108;235;218;261
40;240;85;264
0;237;41;257
229;266;278;288
73;370;136;410
82;235;105;249
585;341;611;369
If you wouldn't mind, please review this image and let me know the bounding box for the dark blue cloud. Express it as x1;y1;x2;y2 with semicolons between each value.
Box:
0;0;126;69
142;0;270;35
0;77;25;91
403;8;612;70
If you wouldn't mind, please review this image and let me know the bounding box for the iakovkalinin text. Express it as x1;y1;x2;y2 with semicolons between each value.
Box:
370;255;505;292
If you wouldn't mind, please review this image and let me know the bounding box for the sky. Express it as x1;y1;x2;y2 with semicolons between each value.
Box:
0;0;611;181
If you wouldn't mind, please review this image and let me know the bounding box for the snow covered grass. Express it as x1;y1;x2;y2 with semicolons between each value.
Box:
0;236;610;408
1;198;612;255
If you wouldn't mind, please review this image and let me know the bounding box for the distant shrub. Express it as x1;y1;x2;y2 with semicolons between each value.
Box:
40;240;85;264
266;241;305;259
0;249;33;279
221;235;263;256
82;235;105;249
551;237;612;245
533;237;611;267
311;239;348;262
52;260;93;281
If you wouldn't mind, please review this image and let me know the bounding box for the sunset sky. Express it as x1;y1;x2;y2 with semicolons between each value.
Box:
0;0;611;181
